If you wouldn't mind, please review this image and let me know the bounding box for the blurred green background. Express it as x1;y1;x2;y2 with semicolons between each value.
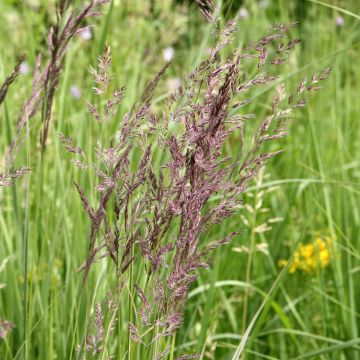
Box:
1;0;360;359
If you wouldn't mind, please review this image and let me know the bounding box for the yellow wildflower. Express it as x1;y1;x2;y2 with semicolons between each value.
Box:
300;244;314;258
289;259;299;273
319;249;330;267
279;234;333;274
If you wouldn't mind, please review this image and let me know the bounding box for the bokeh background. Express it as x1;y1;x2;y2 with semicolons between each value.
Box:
1;0;360;359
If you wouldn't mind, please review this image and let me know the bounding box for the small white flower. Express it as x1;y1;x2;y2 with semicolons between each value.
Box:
336;15;344;27
163;47;175;62
19;61;30;75
166;78;181;92
80;27;92;41
259;0;269;9
239;8;249;19
70;85;81;99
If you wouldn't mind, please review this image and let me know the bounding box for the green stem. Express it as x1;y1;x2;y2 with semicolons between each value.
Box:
242;192;258;337
169;334;176;360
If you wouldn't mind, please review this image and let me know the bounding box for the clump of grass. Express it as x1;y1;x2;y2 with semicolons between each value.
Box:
61;3;331;357
4;0;109;172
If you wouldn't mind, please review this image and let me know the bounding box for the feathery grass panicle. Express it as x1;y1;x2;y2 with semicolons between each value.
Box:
6;0;109;168
195;0;215;23
0;167;31;187
0;55;25;107
0;56;29;186
62;4;331;355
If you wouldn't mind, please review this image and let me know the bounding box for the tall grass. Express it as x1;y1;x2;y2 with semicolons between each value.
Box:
0;0;359;359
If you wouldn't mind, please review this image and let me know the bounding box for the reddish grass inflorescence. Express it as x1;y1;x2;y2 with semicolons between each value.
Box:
0;0;108;186
60;4;331;356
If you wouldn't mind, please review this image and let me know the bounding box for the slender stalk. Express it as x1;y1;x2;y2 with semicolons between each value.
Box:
242;192;258;336
169;333;176;360
22;113;31;360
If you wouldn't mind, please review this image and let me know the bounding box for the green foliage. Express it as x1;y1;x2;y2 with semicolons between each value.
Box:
0;0;360;359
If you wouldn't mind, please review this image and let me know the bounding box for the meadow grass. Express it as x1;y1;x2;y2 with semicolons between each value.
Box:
0;0;360;359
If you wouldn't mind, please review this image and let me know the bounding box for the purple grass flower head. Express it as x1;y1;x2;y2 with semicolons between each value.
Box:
61;5;331;356
0;55;25;107
0;167;31;187
5;0;109;166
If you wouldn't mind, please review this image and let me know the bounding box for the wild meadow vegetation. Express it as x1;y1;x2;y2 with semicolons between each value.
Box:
0;0;360;359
